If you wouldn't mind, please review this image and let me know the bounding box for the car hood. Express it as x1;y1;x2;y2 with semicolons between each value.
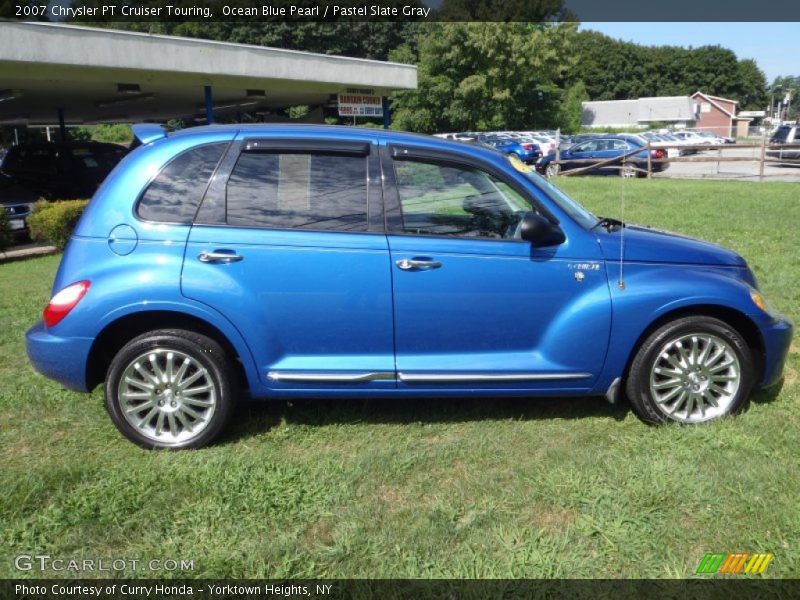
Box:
596;223;746;267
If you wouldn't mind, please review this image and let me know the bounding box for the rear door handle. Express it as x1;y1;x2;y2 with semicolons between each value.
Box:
395;258;442;271
198;250;243;264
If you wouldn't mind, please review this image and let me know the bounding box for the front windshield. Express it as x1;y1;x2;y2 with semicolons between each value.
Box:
503;155;598;229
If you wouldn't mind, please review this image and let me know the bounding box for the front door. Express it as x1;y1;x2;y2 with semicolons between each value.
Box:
383;148;611;393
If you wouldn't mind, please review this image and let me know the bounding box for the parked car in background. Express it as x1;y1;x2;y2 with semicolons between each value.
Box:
1;142;128;200
477;135;542;164
640;132;683;158
685;129;735;144
0;173;41;240
536;134;668;177
767;124;800;163
25;124;791;449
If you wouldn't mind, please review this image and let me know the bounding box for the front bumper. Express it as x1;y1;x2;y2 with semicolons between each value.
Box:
759;317;793;388
25;321;94;392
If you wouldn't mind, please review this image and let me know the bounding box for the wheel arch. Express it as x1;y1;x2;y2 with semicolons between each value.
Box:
622;304;765;386
86;310;253;393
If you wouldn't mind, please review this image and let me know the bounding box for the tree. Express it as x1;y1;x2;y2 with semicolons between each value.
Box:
558;81;588;133
572;31;768;108
389;23;577;133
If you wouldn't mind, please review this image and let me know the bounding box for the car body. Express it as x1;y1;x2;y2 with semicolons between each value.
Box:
536;134;669;177
476;135;542;163
1;141;128;200
0;173;41;239
26;124;792;449
767;124;800;162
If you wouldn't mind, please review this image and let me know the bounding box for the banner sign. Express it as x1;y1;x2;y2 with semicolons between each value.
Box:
338;89;383;117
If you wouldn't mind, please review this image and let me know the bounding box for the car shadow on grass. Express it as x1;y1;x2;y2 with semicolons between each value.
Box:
221;394;632;443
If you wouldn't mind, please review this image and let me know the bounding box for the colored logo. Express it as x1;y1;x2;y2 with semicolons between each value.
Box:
696;553;774;575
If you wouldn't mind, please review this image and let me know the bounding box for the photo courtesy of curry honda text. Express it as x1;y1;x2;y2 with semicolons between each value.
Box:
25;124;793;449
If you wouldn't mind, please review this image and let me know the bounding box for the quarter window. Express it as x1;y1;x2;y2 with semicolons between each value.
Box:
137;143;226;224
226;151;368;232
391;159;531;240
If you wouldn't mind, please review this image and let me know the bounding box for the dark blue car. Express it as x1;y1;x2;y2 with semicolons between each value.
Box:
537;134;668;178
26;124;791;448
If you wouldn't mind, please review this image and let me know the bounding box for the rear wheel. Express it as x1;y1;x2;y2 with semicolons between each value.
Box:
105;329;235;449
620;163;638;178
626;316;754;424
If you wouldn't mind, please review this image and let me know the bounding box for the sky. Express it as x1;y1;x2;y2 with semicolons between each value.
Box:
580;22;796;83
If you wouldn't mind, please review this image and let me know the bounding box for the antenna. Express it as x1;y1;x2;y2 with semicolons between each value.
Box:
618;163;627;290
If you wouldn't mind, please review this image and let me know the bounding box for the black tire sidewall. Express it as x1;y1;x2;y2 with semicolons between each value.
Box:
625;317;755;425
104;330;233;449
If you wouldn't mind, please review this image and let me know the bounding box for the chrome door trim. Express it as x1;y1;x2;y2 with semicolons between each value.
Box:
267;371;395;383
397;372;592;383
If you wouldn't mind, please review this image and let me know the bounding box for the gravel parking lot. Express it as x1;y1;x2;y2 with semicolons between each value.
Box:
653;144;800;182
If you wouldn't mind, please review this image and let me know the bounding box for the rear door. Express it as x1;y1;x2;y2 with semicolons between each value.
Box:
181;136;396;392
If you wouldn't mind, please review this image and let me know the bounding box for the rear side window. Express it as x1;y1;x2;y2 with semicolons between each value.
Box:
226;151;368;232
137;143;227;224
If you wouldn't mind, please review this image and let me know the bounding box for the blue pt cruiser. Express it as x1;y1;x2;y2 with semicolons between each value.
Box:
26;125;792;449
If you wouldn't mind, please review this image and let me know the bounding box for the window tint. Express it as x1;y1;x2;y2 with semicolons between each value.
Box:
137;143;226;224
226;151;368;232
392;159;531;239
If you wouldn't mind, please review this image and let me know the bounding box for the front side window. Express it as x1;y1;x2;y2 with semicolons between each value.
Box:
137;143;227;224
226;151;368;232
391;159;531;240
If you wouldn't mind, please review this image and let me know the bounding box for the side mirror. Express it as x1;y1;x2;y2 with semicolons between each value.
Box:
520;212;566;247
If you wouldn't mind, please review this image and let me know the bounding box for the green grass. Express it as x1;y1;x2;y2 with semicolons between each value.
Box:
0;178;797;579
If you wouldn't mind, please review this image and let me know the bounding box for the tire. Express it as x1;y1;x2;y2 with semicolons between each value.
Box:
545;163;560;178
620;164;638;178
105;329;235;449
625;316;754;425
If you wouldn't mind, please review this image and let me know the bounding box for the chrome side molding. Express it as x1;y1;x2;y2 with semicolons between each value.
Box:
267;371;593;384
398;372;593;383
267;371;394;383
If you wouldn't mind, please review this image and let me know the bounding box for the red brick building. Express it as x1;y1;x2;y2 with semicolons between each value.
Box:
692;91;740;137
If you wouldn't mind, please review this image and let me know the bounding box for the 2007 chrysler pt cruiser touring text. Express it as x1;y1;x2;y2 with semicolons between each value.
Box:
26;124;792;449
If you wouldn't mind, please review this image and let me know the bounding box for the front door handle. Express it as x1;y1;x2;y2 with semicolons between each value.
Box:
198;250;243;264
395;258;442;271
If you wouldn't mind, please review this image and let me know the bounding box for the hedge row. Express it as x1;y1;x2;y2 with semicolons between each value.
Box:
27;199;89;250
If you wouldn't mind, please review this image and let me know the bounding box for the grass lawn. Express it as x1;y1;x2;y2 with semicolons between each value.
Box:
0;178;797;579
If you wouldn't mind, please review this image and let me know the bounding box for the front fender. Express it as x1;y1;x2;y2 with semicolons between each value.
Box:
593;262;763;393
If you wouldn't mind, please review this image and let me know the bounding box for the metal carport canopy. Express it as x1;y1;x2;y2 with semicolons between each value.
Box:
0;21;418;125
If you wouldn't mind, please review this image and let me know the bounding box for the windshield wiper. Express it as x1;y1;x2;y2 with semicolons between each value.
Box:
590;216;625;232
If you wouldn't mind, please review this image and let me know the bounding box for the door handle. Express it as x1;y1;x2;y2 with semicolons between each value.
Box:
197;251;243;264
395;258;442;271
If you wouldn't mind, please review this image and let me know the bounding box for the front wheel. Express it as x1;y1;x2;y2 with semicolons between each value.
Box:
105;329;235;449
625;316;754;424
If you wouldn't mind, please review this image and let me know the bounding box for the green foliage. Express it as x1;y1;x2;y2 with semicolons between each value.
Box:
68;127;93;142
27;200;89;250
770;75;800;120
91;124;133;144
0;208;10;253
287;105;310;120
390;23;577;133
557;81;588;134
573;31;768;109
